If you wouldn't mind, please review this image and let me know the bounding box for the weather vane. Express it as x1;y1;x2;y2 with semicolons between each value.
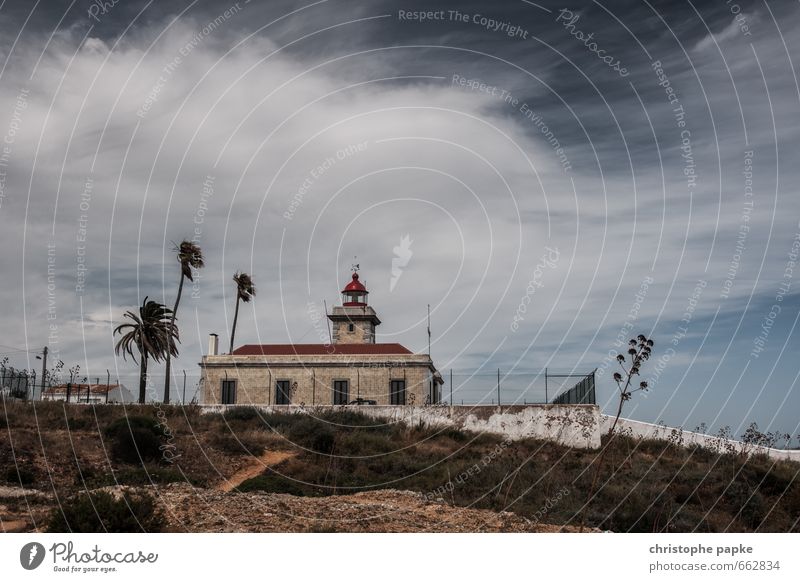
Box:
352;256;359;272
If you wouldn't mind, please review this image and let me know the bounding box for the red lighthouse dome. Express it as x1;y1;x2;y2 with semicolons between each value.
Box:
341;272;368;306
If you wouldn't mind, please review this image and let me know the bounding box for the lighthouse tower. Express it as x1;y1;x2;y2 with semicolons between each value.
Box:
328;268;381;344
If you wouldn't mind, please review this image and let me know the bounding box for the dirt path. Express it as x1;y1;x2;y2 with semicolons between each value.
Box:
216;450;296;492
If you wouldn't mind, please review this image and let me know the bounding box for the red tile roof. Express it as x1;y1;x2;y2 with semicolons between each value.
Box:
231;343;413;356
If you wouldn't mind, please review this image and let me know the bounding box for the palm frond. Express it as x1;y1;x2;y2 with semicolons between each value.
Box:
233;271;256;302
175;240;204;281
114;296;179;364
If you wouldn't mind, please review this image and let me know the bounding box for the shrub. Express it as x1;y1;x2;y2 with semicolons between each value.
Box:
104;416;164;464
223;406;263;423
336;431;393;455
105;415;163;437
316;410;392;432
76;466;108;487
209;430;266;455
237;474;314;496
287;416;335;453
727;482;767;529
67;416;91;431
437;427;469;442
46;490;165;532
114;468;193;486
5;465;35;486
311;429;335;454
256;412;298;433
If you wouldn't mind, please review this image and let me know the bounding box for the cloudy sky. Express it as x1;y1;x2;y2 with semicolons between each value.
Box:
0;0;798;437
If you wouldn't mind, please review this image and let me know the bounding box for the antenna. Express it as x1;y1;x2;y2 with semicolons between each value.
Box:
323;299;333;344
427;303;431;356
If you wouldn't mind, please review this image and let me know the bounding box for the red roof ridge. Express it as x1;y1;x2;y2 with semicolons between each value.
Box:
230;343;414;356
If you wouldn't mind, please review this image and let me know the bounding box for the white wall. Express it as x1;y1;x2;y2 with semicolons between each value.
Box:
599;415;800;463
199;404;800;462
201;404;601;449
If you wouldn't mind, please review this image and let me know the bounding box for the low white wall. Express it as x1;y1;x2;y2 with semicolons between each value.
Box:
600;416;800;463
201;404;601;449
198;405;798;460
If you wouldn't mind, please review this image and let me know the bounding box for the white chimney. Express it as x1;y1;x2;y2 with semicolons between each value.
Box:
208;333;219;356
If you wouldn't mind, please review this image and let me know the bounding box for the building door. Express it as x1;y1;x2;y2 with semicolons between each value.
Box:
275;380;291;405
221;380;236;404
333;380;349;405
390;380;406;405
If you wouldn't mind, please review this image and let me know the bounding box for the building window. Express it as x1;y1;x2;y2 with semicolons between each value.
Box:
221;380;237;405
348;323;354;332
333;380;349;405
390;380;406;405
275;380;291;405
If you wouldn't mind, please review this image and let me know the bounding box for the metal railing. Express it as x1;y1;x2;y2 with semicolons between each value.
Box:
445;368;597;406
549;370;596;405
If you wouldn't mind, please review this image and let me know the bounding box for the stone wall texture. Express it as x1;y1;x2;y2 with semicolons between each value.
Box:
200;354;436;406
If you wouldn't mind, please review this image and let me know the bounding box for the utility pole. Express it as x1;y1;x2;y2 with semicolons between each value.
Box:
39;346;48;401
450;368;453;407
497;368;500;407
182;370;187;404
106;370;110;404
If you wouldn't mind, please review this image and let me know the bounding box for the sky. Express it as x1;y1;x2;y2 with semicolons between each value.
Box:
0;0;798;439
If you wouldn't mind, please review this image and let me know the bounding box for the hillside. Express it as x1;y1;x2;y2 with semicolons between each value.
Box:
1;402;798;533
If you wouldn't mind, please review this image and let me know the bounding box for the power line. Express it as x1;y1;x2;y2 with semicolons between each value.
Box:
0;350;38;357
0;344;37;352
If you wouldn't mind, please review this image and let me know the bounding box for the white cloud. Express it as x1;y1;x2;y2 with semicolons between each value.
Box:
0;4;798;430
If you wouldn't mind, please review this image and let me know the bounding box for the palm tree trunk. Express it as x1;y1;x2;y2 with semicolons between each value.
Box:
229;295;241;354
163;273;185;404
139;355;148;404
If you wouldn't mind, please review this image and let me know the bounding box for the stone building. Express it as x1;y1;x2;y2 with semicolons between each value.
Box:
200;270;444;406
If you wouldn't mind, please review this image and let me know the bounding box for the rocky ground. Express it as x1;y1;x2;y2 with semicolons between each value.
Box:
1;482;586;533
0;485;52;532
154;484;584;532
2;440;586;533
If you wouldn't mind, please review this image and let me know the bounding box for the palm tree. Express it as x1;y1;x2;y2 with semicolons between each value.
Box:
229;272;256;353
163;240;204;404
115;297;178;404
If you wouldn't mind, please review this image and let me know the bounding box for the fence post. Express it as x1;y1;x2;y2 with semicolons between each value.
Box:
545;368;548;403
450;369;453;407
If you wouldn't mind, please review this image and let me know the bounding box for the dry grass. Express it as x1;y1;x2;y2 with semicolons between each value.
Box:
2;402;798;532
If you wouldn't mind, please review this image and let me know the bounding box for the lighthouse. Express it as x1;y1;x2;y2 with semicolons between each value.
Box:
200;266;443;406
327;268;381;344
